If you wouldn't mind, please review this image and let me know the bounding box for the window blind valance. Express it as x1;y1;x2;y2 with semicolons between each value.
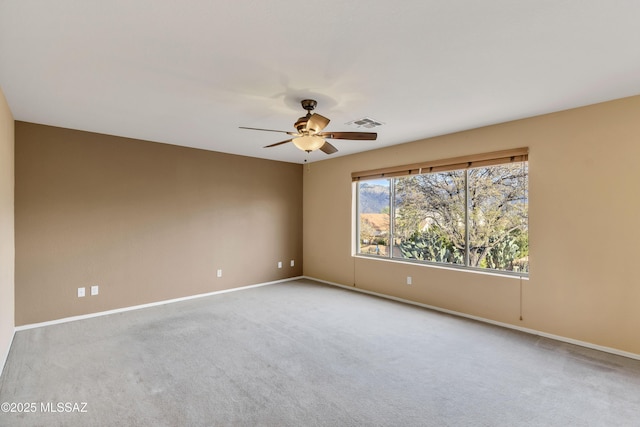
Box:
351;147;529;182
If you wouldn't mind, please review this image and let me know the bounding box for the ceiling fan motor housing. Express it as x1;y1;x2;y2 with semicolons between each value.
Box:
295;100;320;132
295;116;309;133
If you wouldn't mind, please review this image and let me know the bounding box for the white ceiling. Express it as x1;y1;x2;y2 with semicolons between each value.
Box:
1;1;639;164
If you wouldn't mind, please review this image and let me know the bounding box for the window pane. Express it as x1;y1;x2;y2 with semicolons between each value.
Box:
468;163;528;273
393;172;465;265
358;179;390;256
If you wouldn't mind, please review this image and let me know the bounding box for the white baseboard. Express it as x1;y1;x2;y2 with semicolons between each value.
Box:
16;277;303;332
303;276;640;361
0;328;16;378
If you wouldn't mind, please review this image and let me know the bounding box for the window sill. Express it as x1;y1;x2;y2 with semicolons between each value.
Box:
353;254;529;280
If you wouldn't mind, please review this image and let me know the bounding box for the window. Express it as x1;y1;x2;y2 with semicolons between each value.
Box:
355;149;528;275
357;179;390;257
394;171;466;266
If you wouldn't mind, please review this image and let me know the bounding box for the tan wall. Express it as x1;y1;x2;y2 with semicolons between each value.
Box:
15;122;303;325
303;95;640;355
0;87;15;371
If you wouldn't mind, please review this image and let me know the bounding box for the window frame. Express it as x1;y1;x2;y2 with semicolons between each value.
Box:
354;149;529;277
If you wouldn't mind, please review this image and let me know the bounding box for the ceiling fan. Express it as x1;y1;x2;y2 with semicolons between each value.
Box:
239;99;377;155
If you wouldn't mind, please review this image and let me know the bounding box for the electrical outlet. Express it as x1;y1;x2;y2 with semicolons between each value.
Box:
91;285;99;296
406;276;412;285
278;261;282;269
77;287;85;298
290;260;295;267
217;269;222;278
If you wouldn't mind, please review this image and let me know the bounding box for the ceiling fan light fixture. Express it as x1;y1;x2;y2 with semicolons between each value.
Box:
293;135;325;152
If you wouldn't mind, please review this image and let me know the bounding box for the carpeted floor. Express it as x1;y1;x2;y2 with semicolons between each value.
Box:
1;279;639;426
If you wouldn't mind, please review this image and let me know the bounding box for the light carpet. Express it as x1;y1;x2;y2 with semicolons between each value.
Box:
1;279;639;426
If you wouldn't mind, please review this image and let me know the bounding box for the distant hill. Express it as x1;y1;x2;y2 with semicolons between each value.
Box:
361;213;389;232
359;183;389;213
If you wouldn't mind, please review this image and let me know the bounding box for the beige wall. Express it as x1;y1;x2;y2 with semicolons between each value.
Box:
303;95;640;356
15;122;303;325
0;87;15;372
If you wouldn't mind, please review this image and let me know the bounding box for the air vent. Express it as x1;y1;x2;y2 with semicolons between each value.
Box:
346;117;384;129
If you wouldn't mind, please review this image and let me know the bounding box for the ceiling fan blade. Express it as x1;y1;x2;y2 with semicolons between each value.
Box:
306;113;330;133
239;126;297;136
320;141;338;155
319;131;377;140
264;139;292;148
